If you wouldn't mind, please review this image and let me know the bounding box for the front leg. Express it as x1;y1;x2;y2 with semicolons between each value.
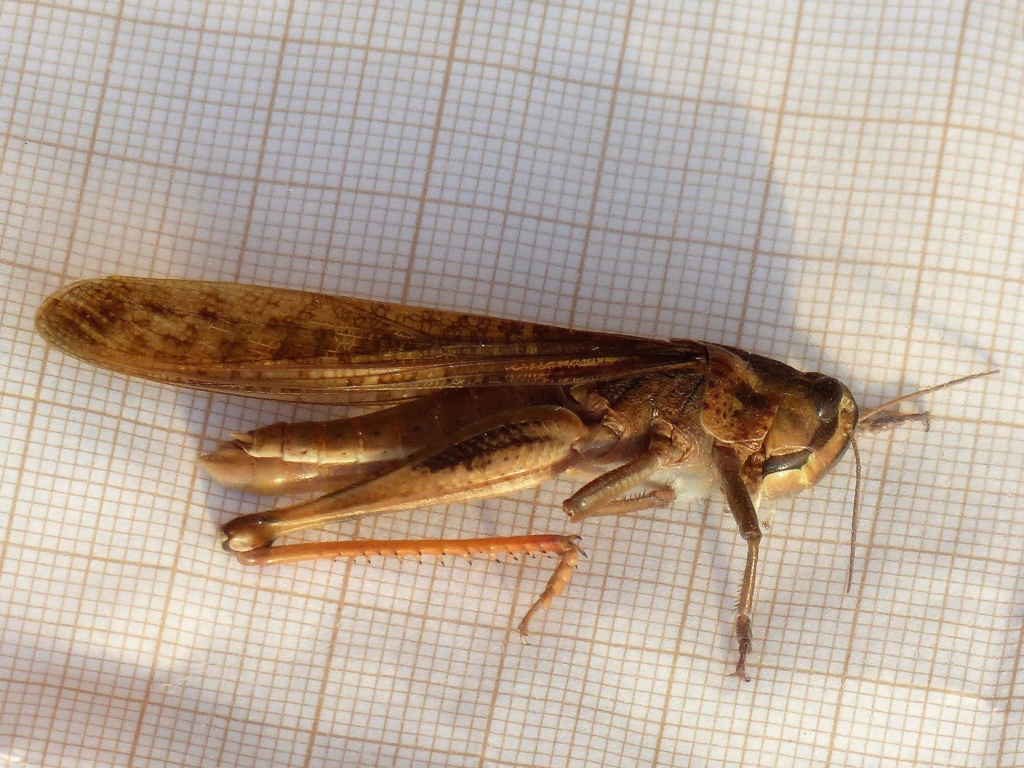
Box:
712;443;762;682
562;437;681;521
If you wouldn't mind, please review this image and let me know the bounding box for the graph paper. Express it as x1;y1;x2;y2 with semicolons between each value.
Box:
2;1;1021;766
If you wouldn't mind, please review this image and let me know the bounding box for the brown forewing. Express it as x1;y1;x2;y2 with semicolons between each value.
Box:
36;277;708;403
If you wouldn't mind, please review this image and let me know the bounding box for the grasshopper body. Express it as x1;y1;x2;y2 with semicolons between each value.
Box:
39;276;982;680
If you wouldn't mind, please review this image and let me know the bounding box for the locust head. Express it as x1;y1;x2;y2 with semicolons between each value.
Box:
757;368;994;593
759;372;859;499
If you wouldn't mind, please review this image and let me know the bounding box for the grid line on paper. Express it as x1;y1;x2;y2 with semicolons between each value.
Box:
121;410;213;767
564;0;634;331
835;0;970;750
12;171;1024;293
732;5;804;352
824;2;972;761
401;0;466;302
12;98;1024;163
231;3;296;287
992;83;1024;766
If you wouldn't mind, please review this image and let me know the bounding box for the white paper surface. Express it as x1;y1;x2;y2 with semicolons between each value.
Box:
2;2;1022;766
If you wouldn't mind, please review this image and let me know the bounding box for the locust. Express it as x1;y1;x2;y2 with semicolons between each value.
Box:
35;276;993;680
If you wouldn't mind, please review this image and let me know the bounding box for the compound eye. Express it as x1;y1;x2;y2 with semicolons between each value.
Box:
809;375;843;421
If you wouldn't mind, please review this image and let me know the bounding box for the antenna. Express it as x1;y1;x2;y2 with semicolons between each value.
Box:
846;369;998;592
